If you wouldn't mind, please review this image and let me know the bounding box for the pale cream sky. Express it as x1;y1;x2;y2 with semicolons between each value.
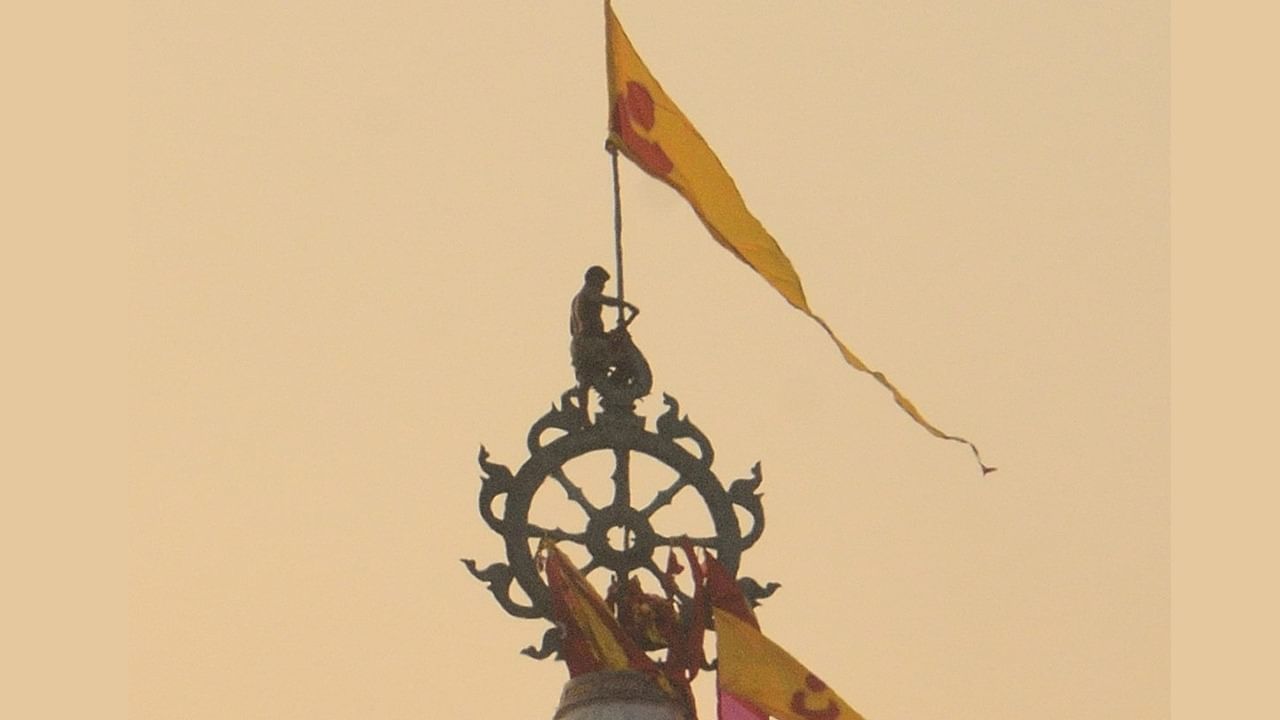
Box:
129;2;1168;718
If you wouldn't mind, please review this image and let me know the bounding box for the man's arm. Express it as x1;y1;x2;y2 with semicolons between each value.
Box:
598;295;639;322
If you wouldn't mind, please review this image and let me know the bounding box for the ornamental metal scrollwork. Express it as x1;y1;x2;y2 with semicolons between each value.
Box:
463;386;775;658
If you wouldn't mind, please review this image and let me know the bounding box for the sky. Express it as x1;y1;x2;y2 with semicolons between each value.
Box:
129;2;1169;718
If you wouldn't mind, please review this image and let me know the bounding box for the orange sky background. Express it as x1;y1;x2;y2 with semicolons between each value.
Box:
129;2;1168;718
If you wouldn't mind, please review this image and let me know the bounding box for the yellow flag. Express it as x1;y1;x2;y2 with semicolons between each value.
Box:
604;2;991;473
714;608;868;720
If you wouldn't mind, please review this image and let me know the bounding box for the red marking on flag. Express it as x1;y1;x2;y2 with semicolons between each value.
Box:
625;81;657;129
612;81;673;176
790;674;840;720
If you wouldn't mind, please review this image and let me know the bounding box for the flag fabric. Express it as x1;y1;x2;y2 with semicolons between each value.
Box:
656;543;708;685
621;543;710;718
703;551;758;629
715;608;868;720
704;554;770;720
719;689;771;720
604;1;991;473
542;541;664;682
705;553;867;720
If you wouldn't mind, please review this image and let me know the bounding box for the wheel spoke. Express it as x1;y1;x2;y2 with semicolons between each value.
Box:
656;535;717;548
527;523;586;544
642;558;666;583
610;447;631;509
640;476;689;517
641;557;691;602
550;467;598;514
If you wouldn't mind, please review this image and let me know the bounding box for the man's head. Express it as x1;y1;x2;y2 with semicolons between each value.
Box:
584;265;610;287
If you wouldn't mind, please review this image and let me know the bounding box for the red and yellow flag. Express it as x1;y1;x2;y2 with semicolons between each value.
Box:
704;553;769;720
604;1;991;473
715;608;868;720
542;541;661;679
705;553;867;720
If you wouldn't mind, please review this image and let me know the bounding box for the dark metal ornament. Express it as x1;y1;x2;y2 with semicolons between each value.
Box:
464;387;777;659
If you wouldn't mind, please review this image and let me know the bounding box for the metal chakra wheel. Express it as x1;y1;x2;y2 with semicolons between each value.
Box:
464;388;777;659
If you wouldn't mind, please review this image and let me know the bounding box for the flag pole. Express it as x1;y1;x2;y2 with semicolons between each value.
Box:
609;144;625;325
608;144;632;553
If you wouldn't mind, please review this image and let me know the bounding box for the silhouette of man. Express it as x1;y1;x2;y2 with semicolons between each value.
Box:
570;265;638;417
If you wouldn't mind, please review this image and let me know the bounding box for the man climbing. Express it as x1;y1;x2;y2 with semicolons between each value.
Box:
570;265;639;420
